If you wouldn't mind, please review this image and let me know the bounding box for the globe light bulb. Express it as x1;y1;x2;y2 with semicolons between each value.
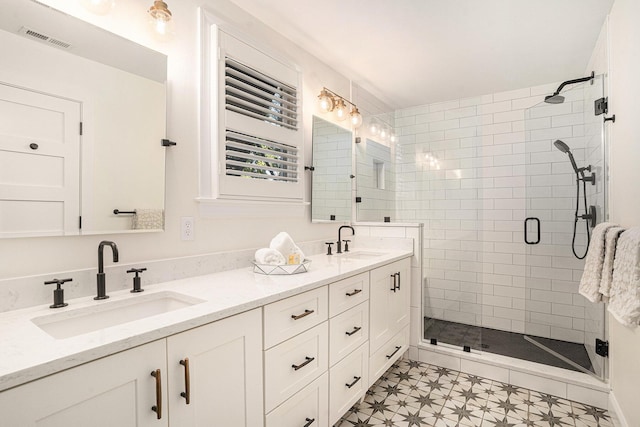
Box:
350;107;363;128
334;99;348;121
317;89;335;113
369;118;380;135
148;1;174;41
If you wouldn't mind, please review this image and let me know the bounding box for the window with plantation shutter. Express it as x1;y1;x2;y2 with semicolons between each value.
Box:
199;20;304;204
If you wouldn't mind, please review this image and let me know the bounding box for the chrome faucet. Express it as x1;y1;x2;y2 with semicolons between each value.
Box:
337;225;355;254
95;240;119;300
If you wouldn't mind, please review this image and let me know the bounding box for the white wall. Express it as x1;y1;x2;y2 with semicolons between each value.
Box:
607;0;640;425
0;0;359;279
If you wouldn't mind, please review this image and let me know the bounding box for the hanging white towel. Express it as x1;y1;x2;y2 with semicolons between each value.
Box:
599;226;625;302
608;227;640;327
132;209;164;230
254;248;286;265
579;222;618;302
269;232;306;263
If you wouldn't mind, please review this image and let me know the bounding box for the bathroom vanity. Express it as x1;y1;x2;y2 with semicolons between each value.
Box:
0;249;412;426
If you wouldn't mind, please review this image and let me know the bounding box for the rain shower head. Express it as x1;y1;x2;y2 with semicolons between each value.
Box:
553;139;579;174
544;71;595;104
544;94;565;104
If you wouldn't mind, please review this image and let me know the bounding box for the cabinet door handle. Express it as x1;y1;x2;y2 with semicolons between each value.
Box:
386;345;402;359
345;289;362;297
345;376;362;389
291;309;314;320
292;356;315;371
303;417;315;427
179;358;191;405
390;273;397;292
150;369;162;419
345;326;362;336
396;272;401;290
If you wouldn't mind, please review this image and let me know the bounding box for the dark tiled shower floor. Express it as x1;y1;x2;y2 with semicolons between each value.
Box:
424;318;594;373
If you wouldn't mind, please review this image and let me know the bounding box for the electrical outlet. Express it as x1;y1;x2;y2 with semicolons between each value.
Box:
181;217;194;241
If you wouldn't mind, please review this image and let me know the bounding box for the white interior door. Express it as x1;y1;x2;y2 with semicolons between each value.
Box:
0;82;80;237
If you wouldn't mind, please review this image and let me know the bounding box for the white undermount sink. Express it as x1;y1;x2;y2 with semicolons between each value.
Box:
338;251;386;260
32;291;205;339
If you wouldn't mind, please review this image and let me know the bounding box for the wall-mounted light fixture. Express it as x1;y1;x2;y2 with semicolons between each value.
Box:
316;87;363;129
148;0;174;40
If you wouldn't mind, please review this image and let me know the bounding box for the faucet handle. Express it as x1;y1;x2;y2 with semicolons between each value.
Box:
44;278;72;308
127;268;147;293
44;278;73;287
342;240;351;252
325;242;334;255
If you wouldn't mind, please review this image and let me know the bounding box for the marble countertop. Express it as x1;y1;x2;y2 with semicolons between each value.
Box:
0;248;412;392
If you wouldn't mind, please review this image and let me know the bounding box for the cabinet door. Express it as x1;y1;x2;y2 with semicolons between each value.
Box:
369;258;411;355
0;340;168;427
167;308;263;427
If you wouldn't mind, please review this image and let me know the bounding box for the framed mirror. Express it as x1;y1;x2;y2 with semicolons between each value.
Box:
355;138;396;222
311;116;353;222
0;0;167;238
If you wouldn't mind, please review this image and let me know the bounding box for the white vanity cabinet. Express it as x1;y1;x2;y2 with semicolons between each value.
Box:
368;258;411;387
0;308;263;427
167;308;263;427
0;340;169;427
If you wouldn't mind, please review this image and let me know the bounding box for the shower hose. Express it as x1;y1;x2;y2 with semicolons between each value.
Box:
571;176;590;259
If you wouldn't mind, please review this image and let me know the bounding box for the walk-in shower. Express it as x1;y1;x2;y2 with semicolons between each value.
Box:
405;72;609;379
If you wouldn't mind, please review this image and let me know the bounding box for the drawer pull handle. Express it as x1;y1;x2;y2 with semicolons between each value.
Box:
396;272;401;290
292;356;315;371
345;289;362;297
386;345;402;359
291;309;314;320
303;417;315;427
345;326;362;336
150;369;162;419
179;358;191;404
346;376;361;389
390;273;397;292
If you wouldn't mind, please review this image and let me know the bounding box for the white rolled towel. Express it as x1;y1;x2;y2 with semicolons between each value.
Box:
254;248;286;265
270;232;305;264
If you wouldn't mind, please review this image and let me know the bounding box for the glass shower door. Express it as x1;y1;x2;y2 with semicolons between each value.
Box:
523;75;607;379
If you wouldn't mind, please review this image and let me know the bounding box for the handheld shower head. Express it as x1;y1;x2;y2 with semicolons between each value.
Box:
553;140;571;153
553;140;579;174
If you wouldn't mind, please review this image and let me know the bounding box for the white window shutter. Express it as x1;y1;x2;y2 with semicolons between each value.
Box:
216;31;303;201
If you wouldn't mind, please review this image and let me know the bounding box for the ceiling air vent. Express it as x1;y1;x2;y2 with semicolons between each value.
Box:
18;26;72;50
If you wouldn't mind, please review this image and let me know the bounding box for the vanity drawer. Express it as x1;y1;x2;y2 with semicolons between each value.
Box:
264;322;328;412
329;272;369;317
264;286;328;349
329;343;369;426
329;301;369;366
266;372;328;427
369;325;409;388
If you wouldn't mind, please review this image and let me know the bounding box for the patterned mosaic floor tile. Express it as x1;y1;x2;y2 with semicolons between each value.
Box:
333;359;611;427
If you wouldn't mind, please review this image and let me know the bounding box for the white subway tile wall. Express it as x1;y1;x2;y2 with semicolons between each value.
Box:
356;139;396;222
394;80;605;347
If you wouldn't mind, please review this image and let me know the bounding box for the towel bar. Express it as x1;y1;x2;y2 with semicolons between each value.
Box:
113;209;137;215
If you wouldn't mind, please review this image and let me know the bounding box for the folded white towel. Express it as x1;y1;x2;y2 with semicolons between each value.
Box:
254;248;286;266
608;227;640;327
599;226;625;302
270;232;305;263
579;222;618;303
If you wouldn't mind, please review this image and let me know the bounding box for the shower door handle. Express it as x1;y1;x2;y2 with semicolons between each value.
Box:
524;217;540;245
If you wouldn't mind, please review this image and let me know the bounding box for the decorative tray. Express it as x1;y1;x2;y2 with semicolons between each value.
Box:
252;259;311;275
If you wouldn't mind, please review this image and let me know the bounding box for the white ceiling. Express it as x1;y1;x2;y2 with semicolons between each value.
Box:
228;0;614;109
